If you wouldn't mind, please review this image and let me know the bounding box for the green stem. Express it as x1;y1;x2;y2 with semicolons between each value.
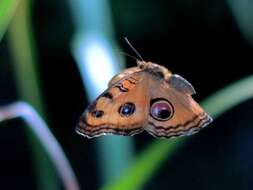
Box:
7;1;60;189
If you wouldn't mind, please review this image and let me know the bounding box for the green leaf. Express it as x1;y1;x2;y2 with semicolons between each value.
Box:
0;0;20;41
7;0;60;189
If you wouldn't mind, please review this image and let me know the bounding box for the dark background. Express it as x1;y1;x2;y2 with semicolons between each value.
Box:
0;0;253;189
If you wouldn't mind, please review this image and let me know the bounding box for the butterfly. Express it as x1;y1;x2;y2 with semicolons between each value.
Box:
76;59;212;138
76;39;212;138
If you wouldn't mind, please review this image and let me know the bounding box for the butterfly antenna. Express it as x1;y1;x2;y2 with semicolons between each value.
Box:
119;51;139;61
124;37;144;61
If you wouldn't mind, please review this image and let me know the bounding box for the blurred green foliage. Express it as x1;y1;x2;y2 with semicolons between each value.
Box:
0;0;20;41
7;1;60;189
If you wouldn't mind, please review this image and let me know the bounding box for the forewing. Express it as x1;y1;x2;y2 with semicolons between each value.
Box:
77;72;150;138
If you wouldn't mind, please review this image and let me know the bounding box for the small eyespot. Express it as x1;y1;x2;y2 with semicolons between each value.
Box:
119;102;135;117
91;110;104;118
150;98;174;121
102;92;113;99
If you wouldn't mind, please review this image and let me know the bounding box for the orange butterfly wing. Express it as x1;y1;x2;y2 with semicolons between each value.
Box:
77;71;150;138
146;76;212;138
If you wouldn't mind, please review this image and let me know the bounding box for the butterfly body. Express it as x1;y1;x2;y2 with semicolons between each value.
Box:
77;61;212;138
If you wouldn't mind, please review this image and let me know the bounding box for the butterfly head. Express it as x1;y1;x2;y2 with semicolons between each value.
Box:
137;60;172;81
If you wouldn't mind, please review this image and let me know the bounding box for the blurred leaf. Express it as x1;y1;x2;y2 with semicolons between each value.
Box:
7;0;60;189
101;75;253;190
69;0;134;185
0;102;80;190
101;139;183;190
0;0;20;41
228;0;253;45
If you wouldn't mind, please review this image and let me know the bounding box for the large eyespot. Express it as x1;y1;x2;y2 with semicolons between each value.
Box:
119;102;135;117
150;98;174;121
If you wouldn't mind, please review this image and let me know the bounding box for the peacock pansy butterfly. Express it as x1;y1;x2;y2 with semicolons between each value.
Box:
77;38;212;138
76;59;212;138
